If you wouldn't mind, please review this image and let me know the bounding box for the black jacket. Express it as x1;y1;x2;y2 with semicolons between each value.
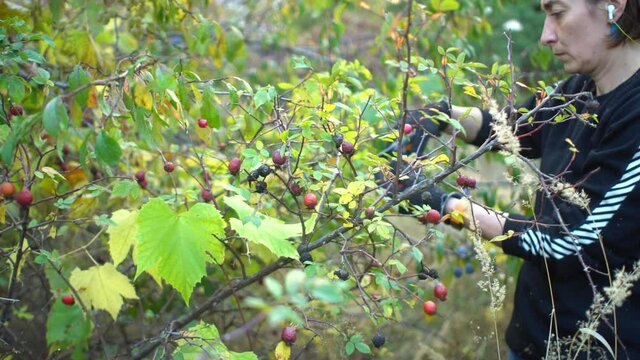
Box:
472;70;640;359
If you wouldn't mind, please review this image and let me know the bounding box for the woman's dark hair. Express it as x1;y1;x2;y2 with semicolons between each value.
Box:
590;0;640;46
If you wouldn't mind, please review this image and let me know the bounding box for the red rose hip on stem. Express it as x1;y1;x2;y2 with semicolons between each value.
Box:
16;189;33;207
228;157;242;175
201;189;214;202
425;209;441;224
465;177;477;189
281;325;297;345
340;141;354;156
434;282;448;301
134;170;146;182
423;300;437;316
61;294;75;306
272;150;286;166
163;161;175;173
365;207;375;220
289;182;303;196
403;123;413;135
197;118;208;128
1;182;15;197
456;175;467;187
303;192;318;209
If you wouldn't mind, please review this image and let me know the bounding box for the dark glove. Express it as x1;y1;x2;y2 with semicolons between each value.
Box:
379;101;451;159
377;159;461;214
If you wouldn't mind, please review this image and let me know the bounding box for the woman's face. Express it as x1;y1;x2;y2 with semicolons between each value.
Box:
540;0;611;74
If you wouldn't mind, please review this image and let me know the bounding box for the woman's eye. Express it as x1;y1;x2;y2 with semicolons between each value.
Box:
551;11;564;18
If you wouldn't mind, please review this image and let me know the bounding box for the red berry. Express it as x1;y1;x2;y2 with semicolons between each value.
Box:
434;283;448;301
456;175;467;187
138;179;149;189
163;161;175;173
303;192;318;209
289;183;302;196
9;104;23;116
16;189;33;207
281;326;297;345
1;182;15;197
201;189;214;202
272;150;287;166
197;118;208;128
423;300;437;316
425;209;441;224
365;207;375;220
340;141;355;156
228;157;242;175
134;170;146;182
465;177;477;189
61;294;75;306
403;123;413;135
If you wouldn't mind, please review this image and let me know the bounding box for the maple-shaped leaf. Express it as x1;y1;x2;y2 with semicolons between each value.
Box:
224;196;317;259
173;321;258;360
69;263;138;319
135;198;226;303
107;209;138;266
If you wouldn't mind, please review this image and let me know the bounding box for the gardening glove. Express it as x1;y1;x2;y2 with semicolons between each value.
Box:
378;101;451;159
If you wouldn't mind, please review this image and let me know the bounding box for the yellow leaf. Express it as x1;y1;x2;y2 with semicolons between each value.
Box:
346;181;366;196
274;341;291;360
70;263;138;319
133;79;153;110
489;230;514;243
430;153;449;164
0;204;5;224
107;209;139;266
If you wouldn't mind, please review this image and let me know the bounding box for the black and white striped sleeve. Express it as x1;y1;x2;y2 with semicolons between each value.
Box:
500;109;640;273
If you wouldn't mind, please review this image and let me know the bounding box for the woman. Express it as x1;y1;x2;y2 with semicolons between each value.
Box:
405;0;640;358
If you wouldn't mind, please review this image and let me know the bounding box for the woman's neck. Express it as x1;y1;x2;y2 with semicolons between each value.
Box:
592;42;640;95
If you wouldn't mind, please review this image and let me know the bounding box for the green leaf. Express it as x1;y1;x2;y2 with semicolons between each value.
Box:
264;277;283;299
224;196;315;259
355;342;371;354
201;87;221;128
111;180;140;199
46;300;92;352
43;97;69;136
310;281;343;303
173;322;229;359
345;342;355;355
253;86;276;109
1;75;27;103
68;65;90;107
95;131;122;166
135;198;227;303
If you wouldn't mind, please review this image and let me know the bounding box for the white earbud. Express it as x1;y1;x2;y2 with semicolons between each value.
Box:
607;4;616;23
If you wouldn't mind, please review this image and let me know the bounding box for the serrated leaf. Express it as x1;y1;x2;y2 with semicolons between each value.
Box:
43;97;69;136
135;198;226;303
224;196;316;259
274;341;291;360
69;263;138;319
95;131;121;166
107;209;138;266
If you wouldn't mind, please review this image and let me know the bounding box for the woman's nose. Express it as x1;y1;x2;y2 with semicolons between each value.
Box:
540;17;558;45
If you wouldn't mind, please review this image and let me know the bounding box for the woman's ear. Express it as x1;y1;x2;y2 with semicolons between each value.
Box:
608;0;627;23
